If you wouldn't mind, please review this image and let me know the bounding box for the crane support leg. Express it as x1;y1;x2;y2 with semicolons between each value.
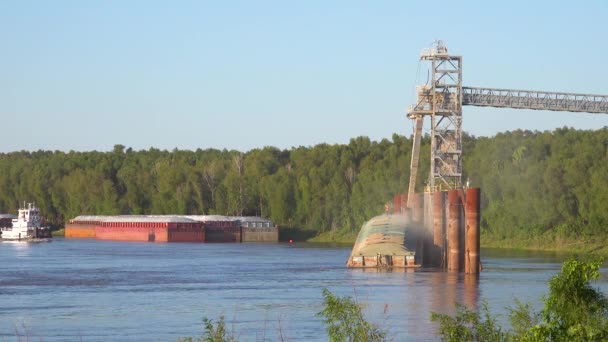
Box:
407;116;424;208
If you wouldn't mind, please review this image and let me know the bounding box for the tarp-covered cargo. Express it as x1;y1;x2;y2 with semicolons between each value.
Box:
346;214;419;268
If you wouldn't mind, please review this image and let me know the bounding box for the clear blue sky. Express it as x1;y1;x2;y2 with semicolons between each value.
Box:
2;0;607;152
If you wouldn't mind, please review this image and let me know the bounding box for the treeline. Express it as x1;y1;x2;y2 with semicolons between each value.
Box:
0;127;606;241
0;135;415;232
465;127;608;241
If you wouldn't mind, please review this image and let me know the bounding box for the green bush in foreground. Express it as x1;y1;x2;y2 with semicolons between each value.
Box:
431;258;608;342
178;316;236;342
317;288;387;342
430;302;508;341
530;258;608;341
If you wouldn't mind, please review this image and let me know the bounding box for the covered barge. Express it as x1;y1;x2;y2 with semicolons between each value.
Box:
346;214;418;268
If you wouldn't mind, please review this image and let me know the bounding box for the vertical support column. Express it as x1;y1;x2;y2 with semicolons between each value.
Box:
393;194;401;214
423;192;433;266
412;193;424;224
412;193;425;265
432;191;445;268
447;189;462;272
465;188;481;274
407;116;424;208
423;192;433;229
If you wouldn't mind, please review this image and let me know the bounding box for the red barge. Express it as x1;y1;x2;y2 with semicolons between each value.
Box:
65;215;103;238
65;215;277;243
187;216;241;242
95;216;203;242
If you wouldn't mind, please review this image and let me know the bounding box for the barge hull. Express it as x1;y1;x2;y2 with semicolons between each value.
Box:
65;223;97;238
241;227;278;242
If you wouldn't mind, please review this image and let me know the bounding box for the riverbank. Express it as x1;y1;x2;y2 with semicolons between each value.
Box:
306;229;358;244
481;230;608;257
51;228;65;237
301;227;608;257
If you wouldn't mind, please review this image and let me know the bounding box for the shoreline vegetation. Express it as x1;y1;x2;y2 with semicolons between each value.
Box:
290;224;608;257
2;127;607;257
295;228;608;257
51;228;65;237
480;233;608;257
308;230;608;256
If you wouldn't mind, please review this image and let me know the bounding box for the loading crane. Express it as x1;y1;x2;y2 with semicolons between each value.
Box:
406;41;608;207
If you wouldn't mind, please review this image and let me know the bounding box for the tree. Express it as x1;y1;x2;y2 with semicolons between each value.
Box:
430;302;507;342
528;258;608;341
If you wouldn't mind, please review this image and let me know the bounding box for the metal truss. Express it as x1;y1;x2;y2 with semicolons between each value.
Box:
463;87;608;114
430;53;463;191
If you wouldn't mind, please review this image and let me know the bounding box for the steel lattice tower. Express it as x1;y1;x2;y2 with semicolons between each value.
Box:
405;41;608;207
407;41;462;205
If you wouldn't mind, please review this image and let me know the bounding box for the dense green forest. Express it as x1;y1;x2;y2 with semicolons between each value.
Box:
0;127;606;246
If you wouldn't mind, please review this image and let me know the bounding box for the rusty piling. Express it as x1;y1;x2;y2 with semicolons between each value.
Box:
432;191;445;267
393;194;401;214
447;189;462;272
465;188;481;274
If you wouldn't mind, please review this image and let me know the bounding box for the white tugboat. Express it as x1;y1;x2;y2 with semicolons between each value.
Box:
0;202;52;240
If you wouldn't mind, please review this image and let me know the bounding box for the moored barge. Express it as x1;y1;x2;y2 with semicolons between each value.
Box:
65;214;278;243
95;216;204;243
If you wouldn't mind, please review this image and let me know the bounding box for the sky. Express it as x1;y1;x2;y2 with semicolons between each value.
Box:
1;0;607;153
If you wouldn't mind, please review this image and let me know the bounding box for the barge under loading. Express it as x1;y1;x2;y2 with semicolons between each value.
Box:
348;189;482;274
346;214;419;268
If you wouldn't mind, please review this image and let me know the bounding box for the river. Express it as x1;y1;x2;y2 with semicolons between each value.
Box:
0;239;605;341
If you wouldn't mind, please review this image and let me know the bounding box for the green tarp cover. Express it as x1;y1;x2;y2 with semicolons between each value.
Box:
349;214;414;257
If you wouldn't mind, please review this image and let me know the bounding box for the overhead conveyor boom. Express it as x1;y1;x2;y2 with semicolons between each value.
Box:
462;87;608;114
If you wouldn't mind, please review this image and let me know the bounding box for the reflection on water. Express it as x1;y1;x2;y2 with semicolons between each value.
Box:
0;239;51;259
0;240;606;341
351;267;416;273
463;274;479;309
482;247;571;261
